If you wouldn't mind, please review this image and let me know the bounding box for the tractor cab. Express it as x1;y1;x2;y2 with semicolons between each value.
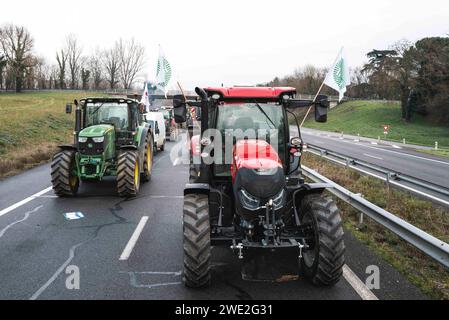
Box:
78;98;144;147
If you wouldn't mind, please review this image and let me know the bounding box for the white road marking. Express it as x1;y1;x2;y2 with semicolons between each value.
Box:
119;216;149;261
363;153;383;160
343;265;378;300
0;187;52;218
371;142;378;145
392;145;402;149
0;205;43;238
30;241;85;300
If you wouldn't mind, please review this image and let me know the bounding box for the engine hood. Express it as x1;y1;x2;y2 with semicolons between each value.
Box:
232;139;285;199
231;139;282;179
79;124;114;137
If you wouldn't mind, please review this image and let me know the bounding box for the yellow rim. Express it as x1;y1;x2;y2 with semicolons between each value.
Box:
147;146;152;173
134;161;139;187
69;175;77;189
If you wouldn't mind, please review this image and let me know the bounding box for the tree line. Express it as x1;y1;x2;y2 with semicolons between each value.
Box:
263;37;449;125
0;24;146;92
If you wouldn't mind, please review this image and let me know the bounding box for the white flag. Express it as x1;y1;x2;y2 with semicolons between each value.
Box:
156;46;172;97
324;48;350;102
140;82;150;113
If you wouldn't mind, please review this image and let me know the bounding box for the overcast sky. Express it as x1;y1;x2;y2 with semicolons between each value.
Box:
0;0;448;90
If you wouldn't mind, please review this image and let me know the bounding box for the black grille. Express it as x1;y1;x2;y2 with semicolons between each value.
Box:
84;164;97;175
79;138;104;155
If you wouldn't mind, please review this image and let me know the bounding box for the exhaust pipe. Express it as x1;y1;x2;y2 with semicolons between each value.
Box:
74;99;82;144
195;87;208;100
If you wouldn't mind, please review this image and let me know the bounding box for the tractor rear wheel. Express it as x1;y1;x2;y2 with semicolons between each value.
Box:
117;150;140;197
182;194;211;288
51;149;79;197
300;195;345;286
141;134;153;183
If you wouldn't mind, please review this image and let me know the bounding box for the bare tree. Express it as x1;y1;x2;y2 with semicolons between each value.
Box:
0;24;35;92
103;42;121;89
66;35;82;89
0;54;6;90
89;49;103;90
56;48;67;89
117;38;145;89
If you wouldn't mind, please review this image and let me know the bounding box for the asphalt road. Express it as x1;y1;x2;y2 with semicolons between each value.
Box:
0;135;428;300
300;128;449;189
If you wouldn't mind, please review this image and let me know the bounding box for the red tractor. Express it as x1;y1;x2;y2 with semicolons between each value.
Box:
173;87;345;288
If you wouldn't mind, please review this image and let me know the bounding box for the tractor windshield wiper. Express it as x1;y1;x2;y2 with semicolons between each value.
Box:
91;103;106;115
254;102;276;130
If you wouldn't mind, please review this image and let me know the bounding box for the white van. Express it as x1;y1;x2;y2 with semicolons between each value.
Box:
144;112;166;152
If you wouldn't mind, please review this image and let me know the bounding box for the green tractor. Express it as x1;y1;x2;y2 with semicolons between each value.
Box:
51;98;154;197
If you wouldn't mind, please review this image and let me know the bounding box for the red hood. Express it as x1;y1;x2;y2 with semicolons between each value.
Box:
231;139;282;181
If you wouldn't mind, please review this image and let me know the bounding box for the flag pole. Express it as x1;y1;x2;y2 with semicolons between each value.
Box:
299;81;325;128
177;81;187;102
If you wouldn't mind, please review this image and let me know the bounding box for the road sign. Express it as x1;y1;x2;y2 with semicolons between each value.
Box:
382;125;390;135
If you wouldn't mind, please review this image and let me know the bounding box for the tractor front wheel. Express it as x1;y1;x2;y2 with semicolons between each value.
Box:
300;195;345;286
117;150;140;197
141;134;153;183
51;149;79;197
183;194;211;288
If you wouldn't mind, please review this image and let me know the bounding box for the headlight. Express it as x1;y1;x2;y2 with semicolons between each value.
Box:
272;189;286;210
239;189;261;211
92;136;104;143
78;137;88;143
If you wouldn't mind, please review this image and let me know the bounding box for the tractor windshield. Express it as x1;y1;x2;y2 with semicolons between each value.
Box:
85;103;129;131
215;103;286;176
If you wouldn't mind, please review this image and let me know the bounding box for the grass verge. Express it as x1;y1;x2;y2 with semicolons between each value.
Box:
303;100;449;148
303;152;449;299
0;91;103;179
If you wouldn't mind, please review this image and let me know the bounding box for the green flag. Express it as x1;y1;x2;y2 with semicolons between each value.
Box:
156;46;172;96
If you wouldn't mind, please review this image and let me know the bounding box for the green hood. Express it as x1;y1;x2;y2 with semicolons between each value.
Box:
79;124;114;137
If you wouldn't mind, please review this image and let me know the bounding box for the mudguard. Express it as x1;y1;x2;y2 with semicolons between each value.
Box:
184;183;210;196
57;144;77;151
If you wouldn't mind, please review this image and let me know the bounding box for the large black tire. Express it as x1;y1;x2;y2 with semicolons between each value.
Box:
160;141;165;152
51;149;79;197
117;150;140;197
300;195;345;286
141;134;153;183
183;194;211;288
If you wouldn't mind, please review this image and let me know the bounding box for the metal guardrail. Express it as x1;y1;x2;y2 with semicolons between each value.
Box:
301;165;449;268
306;144;449;207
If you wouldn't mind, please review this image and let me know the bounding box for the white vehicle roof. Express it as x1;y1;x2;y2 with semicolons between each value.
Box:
144;112;164;120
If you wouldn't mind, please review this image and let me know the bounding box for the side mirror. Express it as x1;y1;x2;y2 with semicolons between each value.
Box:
315;95;328;123
173;94;187;123
65;103;72;114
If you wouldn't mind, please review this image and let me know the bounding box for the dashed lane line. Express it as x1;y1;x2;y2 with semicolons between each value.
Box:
363;153;383;160
119;216;149;261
